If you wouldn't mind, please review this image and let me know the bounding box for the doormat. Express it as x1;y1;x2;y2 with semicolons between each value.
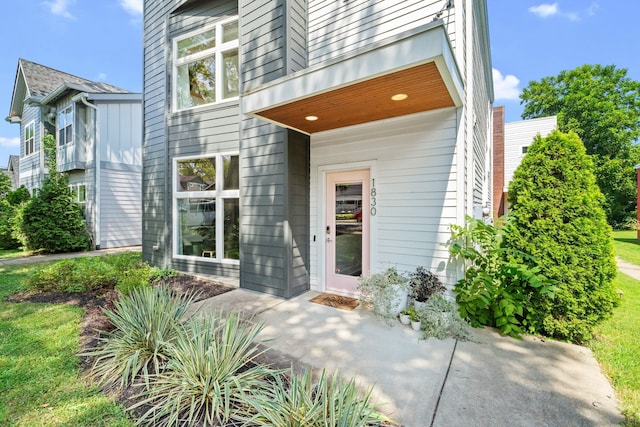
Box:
309;293;359;311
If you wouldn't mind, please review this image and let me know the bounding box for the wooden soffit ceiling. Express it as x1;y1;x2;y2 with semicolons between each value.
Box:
255;62;454;134
243;23;463;135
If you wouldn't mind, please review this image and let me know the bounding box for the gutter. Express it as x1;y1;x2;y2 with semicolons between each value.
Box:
71;93;101;249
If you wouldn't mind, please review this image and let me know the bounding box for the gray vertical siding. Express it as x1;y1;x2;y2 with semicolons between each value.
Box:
143;0;242;277
239;0;310;297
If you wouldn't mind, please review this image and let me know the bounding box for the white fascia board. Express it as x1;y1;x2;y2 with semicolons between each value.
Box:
86;93;142;102
242;23;464;115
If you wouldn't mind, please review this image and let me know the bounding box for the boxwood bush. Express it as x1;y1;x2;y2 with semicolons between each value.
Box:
503;130;617;343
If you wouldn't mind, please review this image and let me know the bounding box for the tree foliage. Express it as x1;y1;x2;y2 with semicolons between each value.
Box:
503;130;617;343
0;172;11;198
520;64;640;226
17;134;90;253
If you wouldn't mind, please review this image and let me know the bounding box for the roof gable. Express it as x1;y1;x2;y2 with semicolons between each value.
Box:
7;58;131;120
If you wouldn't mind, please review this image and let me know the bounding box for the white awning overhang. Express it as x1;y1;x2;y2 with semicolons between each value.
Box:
242;22;463;135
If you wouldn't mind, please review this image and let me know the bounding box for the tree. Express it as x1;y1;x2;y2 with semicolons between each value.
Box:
503;130;617;343
17;134;90;253
0;172;11;198
520;64;640;226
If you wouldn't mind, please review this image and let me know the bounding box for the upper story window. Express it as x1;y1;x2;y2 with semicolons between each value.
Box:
24;121;35;156
173;17;239;111
57;106;73;146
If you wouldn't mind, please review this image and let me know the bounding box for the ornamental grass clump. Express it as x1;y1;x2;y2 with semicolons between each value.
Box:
243;368;390;427
84;285;197;389
131;311;273;426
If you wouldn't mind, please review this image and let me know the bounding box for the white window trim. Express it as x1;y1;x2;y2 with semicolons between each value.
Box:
172;153;240;265
172;16;239;113
24;120;36;157
57;105;74;146
70;183;87;204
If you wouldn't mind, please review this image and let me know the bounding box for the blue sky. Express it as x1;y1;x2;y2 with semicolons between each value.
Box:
1;0;639;168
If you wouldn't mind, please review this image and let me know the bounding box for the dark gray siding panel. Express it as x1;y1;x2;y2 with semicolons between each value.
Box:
286;129;310;297
142;0;171;267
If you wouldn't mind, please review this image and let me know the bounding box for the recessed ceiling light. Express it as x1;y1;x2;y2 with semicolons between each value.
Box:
305;115;318;121
391;93;408;101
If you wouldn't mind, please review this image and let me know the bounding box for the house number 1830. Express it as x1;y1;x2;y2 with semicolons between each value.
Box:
370;179;377;216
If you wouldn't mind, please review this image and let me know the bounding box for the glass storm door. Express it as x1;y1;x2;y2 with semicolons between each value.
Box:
325;170;370;295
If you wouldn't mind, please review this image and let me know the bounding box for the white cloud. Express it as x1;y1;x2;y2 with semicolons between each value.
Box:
97;72;108;81
0;137;20;149
528;3;558;18
42;0;76;19
492;69;521;101
529;1;599;21
119;0;142;16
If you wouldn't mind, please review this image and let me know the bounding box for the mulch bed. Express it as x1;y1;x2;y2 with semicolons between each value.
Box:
4;273;234;372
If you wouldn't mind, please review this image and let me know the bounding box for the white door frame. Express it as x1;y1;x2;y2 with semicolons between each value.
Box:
317;160;377;295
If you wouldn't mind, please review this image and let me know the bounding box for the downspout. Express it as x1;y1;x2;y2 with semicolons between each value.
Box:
71;93;100;249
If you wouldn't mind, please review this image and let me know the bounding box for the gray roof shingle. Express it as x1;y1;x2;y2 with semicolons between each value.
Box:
19;58;130;98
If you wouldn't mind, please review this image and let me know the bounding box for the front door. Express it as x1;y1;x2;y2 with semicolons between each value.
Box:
326;170;370;295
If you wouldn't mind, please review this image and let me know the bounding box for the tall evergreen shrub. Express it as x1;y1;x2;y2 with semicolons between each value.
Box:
503;130;617;343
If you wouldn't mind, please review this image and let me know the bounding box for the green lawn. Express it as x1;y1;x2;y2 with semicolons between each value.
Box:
0;248;30;260
588;230;640;425
0;263;132;427
612;230;640;266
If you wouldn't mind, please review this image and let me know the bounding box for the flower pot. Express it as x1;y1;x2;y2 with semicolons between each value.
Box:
411;320;422;331
399;313;410;325
374;285;408;317
413;300;427;311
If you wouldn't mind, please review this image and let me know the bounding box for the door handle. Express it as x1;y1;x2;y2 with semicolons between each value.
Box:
327;236;333;242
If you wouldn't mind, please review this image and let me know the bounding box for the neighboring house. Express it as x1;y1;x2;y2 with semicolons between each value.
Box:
1;155;19;191
142;0;494;298
5;59;143;249
492;106;557;218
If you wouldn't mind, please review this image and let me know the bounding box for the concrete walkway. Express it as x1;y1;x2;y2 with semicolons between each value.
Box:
616;256;640;281
195;289;623;427
2;249;626;426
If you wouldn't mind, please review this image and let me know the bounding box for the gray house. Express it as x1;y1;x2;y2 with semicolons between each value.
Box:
1;155;19;191
142;0;494;298
6;59;143;249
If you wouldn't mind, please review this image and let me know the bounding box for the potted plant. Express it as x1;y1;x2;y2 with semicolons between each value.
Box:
399;307;412;325
357;267;409;321
409;308;422;331
409;266;445;310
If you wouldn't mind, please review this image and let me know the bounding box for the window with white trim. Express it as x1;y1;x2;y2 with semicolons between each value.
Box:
173;17;239;111
174;154;240;262
57;106;73;146
24;121;35;156
70;183;87;216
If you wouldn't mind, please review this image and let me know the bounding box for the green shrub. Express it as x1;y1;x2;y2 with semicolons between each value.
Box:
6;185;30;206
131;312;272;426
84;285;197;389
28;253;155;294
19;173;90;253
0;199;20;249
504;130;618;343
447;217;555;338
244;369;390;426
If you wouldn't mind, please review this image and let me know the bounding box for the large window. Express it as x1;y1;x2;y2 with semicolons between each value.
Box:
57;106;73;146
174;154;240;262
24;121;35;156
173;17;239;111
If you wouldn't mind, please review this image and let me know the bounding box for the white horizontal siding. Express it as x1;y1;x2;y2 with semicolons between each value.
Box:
504;116;557;190
308;0;457;65
310;108;459;290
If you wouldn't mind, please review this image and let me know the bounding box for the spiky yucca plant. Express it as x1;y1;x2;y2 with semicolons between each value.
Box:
84;285;197;389
131;311;273;426
244;368;390;427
